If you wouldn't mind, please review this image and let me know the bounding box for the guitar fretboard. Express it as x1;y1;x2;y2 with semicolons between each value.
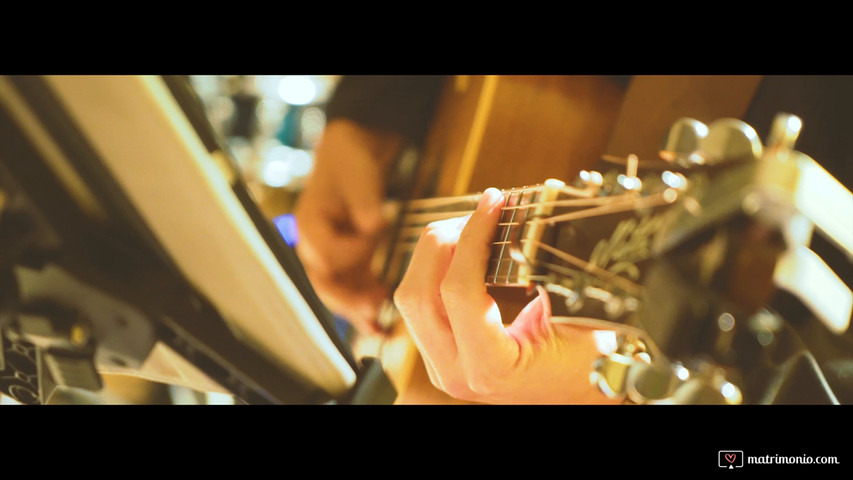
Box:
384;186;545;288
487;189;537;285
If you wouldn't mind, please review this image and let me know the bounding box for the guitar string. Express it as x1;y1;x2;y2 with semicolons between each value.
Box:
388;228;645;293
494;190;519;283
527;239;643;296
401;150;646;212
393;189;678;252
400;189;676;228
386;188;677;290
401;192;642;223
525;190;677;226
404;182;597;210
481;242;645;294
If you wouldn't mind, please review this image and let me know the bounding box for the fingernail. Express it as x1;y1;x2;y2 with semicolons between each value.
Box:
478;187;503;209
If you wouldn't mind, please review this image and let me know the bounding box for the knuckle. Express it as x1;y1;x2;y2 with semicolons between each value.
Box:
392;285;414;312
427;373;445;392
420;224;449;247
420;218;465;247
442;378;475;400
466;370;502;397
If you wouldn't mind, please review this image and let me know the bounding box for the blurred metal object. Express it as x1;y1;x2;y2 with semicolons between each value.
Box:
591;335;648;400
42;350;102;393
775;245;851;334
659;117;708;166
699;118;764;165
660;116;764;166
766;113;802;154
626;359;679;403
607;113;852;404
756;149;853;262
0;332;47;404
750;148;853;334
671;376;742;405
591;352;632;399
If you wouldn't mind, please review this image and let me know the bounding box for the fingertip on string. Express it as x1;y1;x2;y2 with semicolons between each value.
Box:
478;187;504;210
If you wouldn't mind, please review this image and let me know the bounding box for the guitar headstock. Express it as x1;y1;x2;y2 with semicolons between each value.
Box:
504;156;687;319
513;113;852;404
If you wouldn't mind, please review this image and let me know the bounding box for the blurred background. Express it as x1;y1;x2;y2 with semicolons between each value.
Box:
190;75;341;217
1;75;344;405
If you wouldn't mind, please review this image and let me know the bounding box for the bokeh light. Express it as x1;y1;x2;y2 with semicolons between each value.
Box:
278;76;317;106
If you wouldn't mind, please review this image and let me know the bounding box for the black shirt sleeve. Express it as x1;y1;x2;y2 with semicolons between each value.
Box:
324;75;447;147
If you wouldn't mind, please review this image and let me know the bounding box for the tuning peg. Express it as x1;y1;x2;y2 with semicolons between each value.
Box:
669;371;743;405
626;360;679;403
616;154;643;192
659;118;709;166
698;118;764;165
766;113;802;155
577;169;604;192
669;378;727;404
590;352;632;399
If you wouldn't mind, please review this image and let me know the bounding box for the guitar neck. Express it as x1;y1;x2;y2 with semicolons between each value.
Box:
383;181;573;288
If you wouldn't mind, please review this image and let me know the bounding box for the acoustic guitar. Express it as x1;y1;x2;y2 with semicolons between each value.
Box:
356;76;852;405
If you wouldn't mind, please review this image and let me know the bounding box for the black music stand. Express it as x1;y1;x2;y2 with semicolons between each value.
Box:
0;75;394;405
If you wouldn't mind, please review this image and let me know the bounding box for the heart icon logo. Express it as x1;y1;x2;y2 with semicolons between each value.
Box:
725;453;736;464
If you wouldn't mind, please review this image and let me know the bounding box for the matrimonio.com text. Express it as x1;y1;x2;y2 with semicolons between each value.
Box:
719;450;842;468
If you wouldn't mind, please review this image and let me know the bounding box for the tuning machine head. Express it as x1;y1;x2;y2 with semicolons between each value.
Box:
659;117;709;166
625;359;680;403
765;113;803;160
590;335;651;400
594;352;744;405
661;117;766;166
700;119;764;165
669;368;743;405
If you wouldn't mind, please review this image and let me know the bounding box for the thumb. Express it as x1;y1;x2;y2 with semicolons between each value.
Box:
507;286;553;342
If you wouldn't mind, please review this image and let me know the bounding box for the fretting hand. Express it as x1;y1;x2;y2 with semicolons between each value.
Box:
393;187;618;404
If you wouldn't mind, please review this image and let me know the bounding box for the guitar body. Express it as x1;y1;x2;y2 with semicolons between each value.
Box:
414;75;629;198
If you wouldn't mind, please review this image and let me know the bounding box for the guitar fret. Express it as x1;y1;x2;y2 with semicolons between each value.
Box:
506;190;532;283
391;184;550;288
514;189;534;282
484;190;536;285
493;193;517;283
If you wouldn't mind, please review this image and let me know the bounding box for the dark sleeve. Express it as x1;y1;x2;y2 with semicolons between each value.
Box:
324;75;447;146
